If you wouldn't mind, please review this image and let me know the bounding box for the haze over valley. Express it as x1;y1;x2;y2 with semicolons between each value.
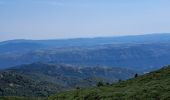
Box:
1;0;170;99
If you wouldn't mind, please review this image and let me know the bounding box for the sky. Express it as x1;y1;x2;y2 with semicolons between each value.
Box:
0;0;170;41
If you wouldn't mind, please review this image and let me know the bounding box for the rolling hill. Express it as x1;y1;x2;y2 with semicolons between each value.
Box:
0;63;135;97
48;65;170;100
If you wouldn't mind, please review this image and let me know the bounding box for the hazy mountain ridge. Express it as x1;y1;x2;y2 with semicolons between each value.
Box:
1;34;170;70
1;33;170;47
1;43;170;71
8;62;135;83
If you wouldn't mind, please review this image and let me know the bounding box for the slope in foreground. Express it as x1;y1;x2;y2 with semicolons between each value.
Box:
48;65;170;100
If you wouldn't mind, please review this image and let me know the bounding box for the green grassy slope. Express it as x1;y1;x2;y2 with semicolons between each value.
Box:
48;66;170;100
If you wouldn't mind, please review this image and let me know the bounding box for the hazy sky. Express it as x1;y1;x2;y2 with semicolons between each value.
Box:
0;0;170;41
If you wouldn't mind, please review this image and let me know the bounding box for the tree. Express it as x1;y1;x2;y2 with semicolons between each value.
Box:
76;87;80;90
97;81;104;87
118;79;122;82
134;73;138;78
106;82;110;85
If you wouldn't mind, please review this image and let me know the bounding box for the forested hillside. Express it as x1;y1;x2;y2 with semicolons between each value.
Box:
48;65;170;100
0;63;135;97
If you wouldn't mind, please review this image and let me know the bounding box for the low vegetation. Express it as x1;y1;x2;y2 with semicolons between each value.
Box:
1;65;170;100
0;71;62;97
48;66;170;100
0;96;43;100
0;63;134;98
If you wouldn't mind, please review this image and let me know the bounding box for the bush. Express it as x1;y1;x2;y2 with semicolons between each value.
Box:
97;82;104;87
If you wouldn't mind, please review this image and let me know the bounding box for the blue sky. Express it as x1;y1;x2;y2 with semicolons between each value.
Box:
0;0;170;41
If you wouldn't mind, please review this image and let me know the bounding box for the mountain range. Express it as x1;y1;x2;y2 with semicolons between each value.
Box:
1;33;170;71
0;33;170;99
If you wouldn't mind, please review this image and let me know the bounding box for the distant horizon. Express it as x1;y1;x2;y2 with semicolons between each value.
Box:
1;32;170;42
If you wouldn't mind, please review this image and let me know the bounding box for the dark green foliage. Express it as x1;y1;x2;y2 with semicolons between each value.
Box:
0;71;62;97
0;96;43;100
118;79;122;82
97;82;104;87
48;65;170;100
0;63;135;97
106;82;110;85
76;87;80;90
134;73;138;78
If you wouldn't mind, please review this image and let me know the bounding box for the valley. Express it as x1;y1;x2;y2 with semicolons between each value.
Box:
1;0;170;99
0;34;170;99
